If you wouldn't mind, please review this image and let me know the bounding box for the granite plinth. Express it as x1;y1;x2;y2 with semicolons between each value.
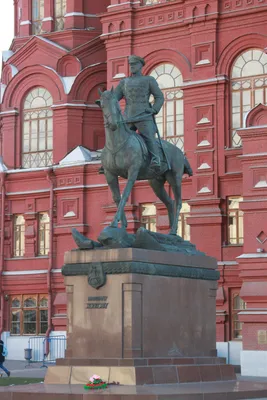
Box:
2;380;267;400
45;361;235;385
62;249;218;360
46;248;230;387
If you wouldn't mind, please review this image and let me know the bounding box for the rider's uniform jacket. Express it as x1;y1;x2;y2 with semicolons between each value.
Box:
114;75;164;123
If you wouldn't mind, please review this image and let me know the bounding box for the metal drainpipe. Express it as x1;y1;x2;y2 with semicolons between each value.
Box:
45;169;54;356
0;170;6;338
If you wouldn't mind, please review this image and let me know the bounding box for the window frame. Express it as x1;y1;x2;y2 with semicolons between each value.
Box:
10;294;48;336
32;0;45;35
230;48;267;148
150;64;184;151
140;203;157;232
13;215;26;258
230;290;246;341
227;197;244;246
38;212;50;256
54;0;67;31
177;202;190;241
22;87;53;169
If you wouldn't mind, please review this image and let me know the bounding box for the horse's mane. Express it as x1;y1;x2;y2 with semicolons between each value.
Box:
102;90;135;136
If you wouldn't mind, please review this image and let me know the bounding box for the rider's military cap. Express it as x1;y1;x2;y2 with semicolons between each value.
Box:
128;55;145;66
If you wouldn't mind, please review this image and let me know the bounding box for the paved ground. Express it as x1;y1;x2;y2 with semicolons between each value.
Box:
1;360;48;379
0;361;267;400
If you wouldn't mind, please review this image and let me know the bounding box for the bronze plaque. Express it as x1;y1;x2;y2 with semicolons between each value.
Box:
258;330;267;345
88;263;106;289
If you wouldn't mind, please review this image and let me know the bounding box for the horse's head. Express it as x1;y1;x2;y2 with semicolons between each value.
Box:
96;87;120;131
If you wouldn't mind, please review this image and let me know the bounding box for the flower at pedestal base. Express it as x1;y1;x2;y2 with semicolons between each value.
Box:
84;375;108;390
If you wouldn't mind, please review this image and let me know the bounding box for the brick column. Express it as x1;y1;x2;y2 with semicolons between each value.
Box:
65;0;85;29
20;0;31;36
187;199;222;259
52;105;85;164
0;110;19;169
237;105;267;377
42;0;54;32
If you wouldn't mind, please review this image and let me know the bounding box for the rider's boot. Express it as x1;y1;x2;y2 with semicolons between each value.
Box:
150;155;161;171
147;141;161;172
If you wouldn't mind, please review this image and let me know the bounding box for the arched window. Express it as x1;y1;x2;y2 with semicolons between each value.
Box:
32;0;45;35
150;64;184;151
23;88;53;168
231;49;267;147
55;0;67;31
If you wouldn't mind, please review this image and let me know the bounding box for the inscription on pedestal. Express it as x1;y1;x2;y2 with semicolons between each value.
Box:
86;296;109;309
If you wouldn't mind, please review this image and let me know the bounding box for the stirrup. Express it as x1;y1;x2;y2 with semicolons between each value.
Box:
150;159;160;168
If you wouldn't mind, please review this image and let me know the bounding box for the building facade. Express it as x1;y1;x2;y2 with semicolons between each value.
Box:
0;0;267;375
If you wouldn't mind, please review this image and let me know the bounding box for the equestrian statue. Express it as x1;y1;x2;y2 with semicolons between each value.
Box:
96;55;192;236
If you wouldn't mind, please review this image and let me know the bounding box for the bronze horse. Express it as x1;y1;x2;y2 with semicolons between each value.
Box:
96;88;193;235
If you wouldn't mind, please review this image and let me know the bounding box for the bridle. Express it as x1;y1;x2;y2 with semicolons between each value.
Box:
102;95;131;155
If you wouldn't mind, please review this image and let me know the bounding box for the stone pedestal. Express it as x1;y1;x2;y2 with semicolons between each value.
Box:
45;248;236;385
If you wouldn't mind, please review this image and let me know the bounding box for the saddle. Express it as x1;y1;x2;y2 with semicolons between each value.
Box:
132;131;169;175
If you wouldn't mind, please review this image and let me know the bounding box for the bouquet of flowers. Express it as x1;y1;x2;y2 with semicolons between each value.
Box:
84;374;108;390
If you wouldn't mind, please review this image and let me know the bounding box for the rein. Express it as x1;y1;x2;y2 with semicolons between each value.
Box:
104;102;131;155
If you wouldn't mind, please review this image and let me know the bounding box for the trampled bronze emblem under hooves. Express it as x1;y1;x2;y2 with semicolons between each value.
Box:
88;263;106;289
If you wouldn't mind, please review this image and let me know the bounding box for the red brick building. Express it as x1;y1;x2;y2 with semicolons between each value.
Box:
0;0;267;375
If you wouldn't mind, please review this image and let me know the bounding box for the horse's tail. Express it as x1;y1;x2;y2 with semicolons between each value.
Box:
184;155;193;176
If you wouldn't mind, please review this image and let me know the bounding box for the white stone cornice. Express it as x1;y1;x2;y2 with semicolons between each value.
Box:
54;184;107;191
0;110;19;116
239;311;267;315
237;253;267;259
42;17;53;22
51;103;98;109
107;1;140;8
3;269;47;275
20;20;31;25
64;12;97;17
238;152;267;158
237;124;267;131
6;189;50;196
182;76;228;88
